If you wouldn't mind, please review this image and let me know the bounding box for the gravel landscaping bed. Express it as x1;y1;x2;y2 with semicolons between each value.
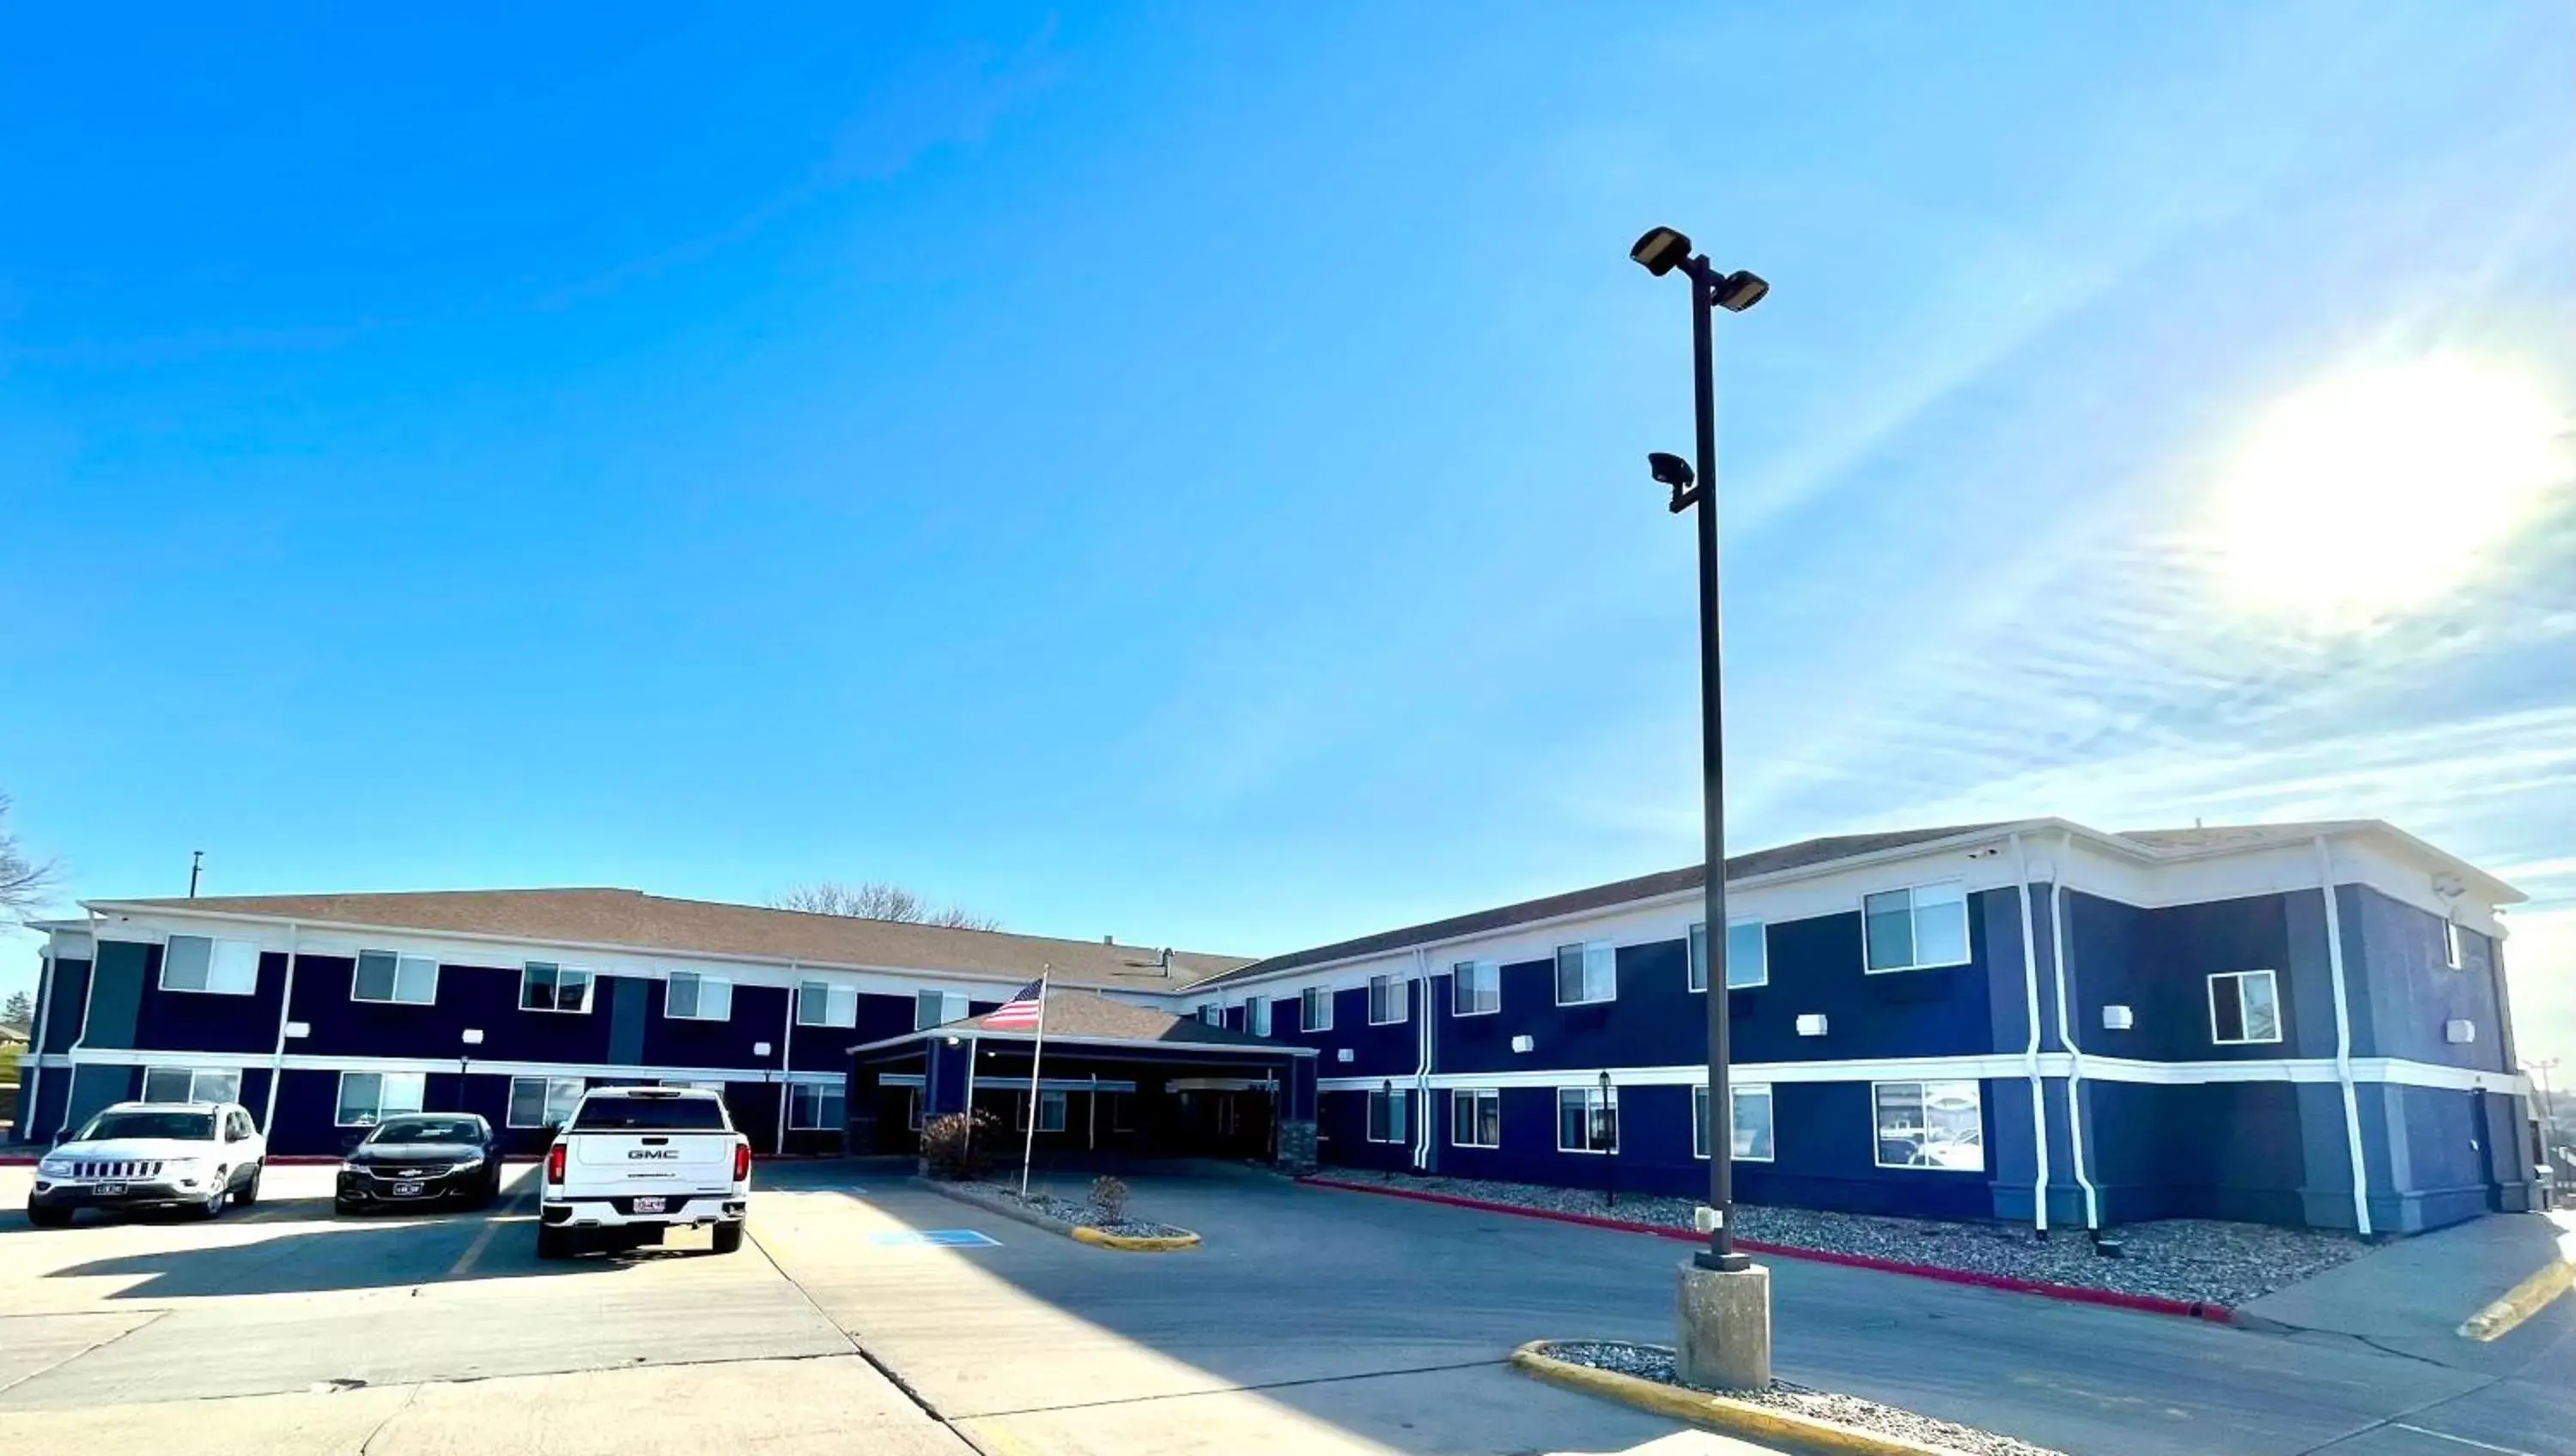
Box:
958;1181;1193;1239
1323;1169;2362;1307
1540;1341;2063;1456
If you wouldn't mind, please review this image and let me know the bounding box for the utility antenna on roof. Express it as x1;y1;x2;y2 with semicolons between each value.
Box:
2193;817;2203;829
1159;947;1173;977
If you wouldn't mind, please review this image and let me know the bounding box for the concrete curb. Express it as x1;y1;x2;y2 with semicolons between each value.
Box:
1509;1341;1965;1456
916;1177;1199;1252
1303;1175;2235;1325
2458;1228;2576;1342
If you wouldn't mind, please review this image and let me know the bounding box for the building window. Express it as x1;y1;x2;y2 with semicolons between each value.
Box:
337;1071;428;1127
1556;1085;1618;1153
1301;986;1334;1032
799;981;859;1028
1368;974;1409;1025
1689;920;1769;992
666;972;733;1022
2443;919;2464;970
1553;943;1616;1005
1862;883;1971;973
352;950;439;1006
1450;961;1499;1016
143;1065;241;1106
507;1075;585;1128
1366;1088;1410;1144
520;962;592;1013
912;991;966;1030
1450;1089;1501;1149
1015;1089;1067;1133
1249;998;1273;1036
789;1081;847;1131
161;935;259;995
2208;969;2282;1046
1695;1083;1773;1161
1873;1080;1984;1170
1198;1004;1224;1027
905;1088;925;1131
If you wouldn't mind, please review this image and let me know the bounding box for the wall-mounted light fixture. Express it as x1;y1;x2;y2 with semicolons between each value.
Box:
1510;1034;1536;1053
2101;1005;2134;1031
1795;1014;1828;1037
2445;1019;2476;1045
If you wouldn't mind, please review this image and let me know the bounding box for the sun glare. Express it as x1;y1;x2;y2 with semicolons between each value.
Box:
2208;354;2569;628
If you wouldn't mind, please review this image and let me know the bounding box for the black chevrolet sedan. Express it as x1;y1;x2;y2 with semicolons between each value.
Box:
334;1113;504;1214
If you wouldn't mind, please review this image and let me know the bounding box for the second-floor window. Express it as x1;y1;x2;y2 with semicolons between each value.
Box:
1368;974;1408;1025
1689;920;1768;991
161;935;259;995
1198;1004;1224;1027
1301;986;1334;1032
1553;943;1615;1005
1451;961;1499;1016
666;972;733;1022
799;981;859;1028
521;962;592;1013
1249;998;1273;1035
353;949;439;1005
1863;883;1971;972
913;991;967;1030
2209;969;2281;1046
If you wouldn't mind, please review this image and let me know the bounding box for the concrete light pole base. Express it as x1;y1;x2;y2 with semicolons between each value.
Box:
1676;1259;1772;1390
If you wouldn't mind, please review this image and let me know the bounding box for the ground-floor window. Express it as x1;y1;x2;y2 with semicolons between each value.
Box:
337;1071;428;1126
1556;1086;1616;1153
1014;1089;1068;1132
905;1088;924;1131
789;1081;847;1131
507;1076;586;1129
1450;1089;1500;1148
1694;1083;1774;1161
143;1065;241;1107
1366;1088;1410;1144
1872;1080;1983;1170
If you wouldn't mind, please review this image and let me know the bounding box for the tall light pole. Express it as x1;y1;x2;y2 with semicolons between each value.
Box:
1631;223;1770;1391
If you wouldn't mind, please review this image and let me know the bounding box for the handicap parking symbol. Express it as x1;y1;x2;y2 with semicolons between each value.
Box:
868;1228;1001;1248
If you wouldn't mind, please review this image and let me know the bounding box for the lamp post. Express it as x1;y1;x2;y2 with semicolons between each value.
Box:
1631;223;1771;1391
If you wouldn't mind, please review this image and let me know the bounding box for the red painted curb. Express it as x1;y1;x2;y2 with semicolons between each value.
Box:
1299;1175;2234;1326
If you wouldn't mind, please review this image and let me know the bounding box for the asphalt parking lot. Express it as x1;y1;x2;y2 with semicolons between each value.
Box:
1;1161;2567;1456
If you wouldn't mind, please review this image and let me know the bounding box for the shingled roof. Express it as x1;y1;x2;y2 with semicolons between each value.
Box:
98;888;1254;992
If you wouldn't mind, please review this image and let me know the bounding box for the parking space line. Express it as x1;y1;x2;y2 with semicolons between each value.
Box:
447;1192;532;1277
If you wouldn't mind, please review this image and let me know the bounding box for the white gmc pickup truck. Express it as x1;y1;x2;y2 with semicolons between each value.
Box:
538;1087;750;1259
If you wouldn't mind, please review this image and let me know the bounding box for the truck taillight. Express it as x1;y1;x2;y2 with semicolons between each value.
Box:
545;1144;566;1184
733;1142;751;1181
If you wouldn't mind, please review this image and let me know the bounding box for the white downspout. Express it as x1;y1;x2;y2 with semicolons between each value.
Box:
775;961;798;1156
1413;949;1433;1171
2315;835;2374;1237
2048;838;2099;1229
24;943;57;1143
58;909;104;1138
2012;834;2049;1233
260;921;301;1134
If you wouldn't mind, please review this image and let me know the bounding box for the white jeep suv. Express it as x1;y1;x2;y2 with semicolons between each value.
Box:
29;1101;267;1227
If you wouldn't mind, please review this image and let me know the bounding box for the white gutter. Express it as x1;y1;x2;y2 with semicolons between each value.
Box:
775;961;799;1156
2315;835;2374;1237
1413;947;1433;1171
2012;834;2049;1233
260;922;301;1135
2048;835;2099;1229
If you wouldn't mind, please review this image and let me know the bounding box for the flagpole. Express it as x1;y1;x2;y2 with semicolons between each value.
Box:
1019;964;1050;1199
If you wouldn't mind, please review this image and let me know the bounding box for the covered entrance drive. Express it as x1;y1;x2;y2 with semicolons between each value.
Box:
844;991;1320;1174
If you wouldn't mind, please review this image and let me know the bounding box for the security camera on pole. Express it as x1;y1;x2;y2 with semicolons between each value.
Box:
1631;223;1772;1391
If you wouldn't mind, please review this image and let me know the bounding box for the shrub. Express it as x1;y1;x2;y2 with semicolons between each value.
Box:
1088;1174;1132;1223
920;1110;997;1181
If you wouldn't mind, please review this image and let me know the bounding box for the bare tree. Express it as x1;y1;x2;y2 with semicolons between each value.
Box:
769;880;1000;932
0;795;57;924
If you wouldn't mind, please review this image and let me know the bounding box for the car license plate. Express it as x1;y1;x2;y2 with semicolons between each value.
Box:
392;1181;424;1197
633;1196;665;1214
95;1182;126;1196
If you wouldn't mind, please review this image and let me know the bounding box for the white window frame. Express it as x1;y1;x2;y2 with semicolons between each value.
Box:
335;1070;428;1127
2442;919;2464;970
351;949;440;1006
1871;1078;1984;1172
1248;998;1273;1036
519;962;594;1014
799;980;859;1028
1688;919;1770;992
2208;969;2283;1046
1014;1089;1067;1133
143;1065;241;1106
1450;1089;1501;1149
912;990;967;1030
507;1075;586;1129
1450;960;1499;1016
1198;1003;1224;1027
1695;1083;1774;1162
1862;882;1972;974
1300;986;1334;1033
1367;974;1409;1026
665;971;734;1022
1365;1087;1410;1144
1552;943;1617;1006
789;1081;847;1131
1555;1085;1618;1153
160;935;261;996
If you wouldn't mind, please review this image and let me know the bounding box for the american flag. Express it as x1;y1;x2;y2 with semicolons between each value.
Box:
983;979;1046;1030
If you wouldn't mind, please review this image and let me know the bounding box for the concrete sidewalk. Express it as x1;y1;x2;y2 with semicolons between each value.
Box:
2239;1210;2576;1356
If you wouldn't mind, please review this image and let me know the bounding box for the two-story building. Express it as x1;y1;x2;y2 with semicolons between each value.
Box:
13;816;2539;1236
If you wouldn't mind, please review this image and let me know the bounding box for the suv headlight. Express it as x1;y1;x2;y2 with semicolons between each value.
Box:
37;1158;72;1178
448;1154;485;1172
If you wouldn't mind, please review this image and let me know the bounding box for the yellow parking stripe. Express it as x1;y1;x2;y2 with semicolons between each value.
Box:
447;1192;531;1277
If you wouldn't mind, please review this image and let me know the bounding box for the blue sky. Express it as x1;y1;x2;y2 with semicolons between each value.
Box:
3;5;2570;1062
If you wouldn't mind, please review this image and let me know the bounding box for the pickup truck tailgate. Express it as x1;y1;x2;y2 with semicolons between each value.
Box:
567;1132;735;1190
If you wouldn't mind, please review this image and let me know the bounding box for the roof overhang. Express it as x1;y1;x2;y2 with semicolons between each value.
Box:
848;1027;1319;1059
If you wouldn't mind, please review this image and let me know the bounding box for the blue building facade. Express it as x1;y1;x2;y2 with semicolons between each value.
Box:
15;821;2540;1236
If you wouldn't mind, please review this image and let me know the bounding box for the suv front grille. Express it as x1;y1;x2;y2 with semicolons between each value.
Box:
70;1160;166;1180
